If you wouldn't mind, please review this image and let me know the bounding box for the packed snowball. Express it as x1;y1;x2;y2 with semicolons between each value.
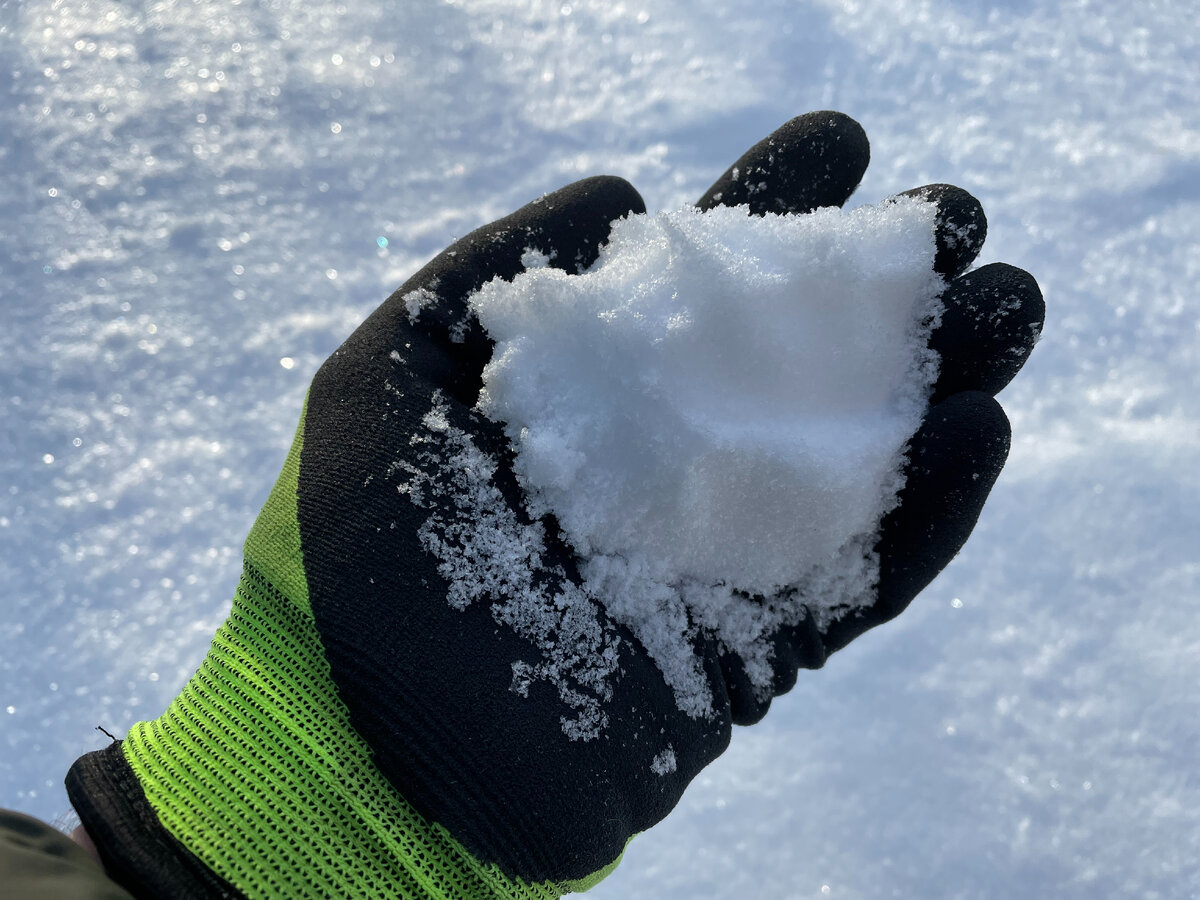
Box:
475;198;942;595
406;196;944;726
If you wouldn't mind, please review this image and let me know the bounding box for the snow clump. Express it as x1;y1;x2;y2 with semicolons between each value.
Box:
425;196;944;721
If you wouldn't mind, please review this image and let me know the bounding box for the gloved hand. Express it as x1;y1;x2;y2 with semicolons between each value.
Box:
66;111;1044;900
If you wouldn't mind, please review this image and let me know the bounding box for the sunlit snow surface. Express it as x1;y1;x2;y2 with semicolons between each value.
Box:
2;1;1197;897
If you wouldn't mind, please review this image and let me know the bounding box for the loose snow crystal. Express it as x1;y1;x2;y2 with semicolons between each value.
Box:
407;196;943;725
388;396;621;741
651;746;678;776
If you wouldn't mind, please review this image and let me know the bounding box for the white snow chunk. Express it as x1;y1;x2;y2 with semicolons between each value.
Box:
651;746;678;776
466;197;943;714
402;285;437;323
521;246;554;269
474;199;941;598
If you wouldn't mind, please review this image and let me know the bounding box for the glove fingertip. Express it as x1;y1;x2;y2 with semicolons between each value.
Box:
720;651;771;726
879;390;1010;610
499;174;647;275
821;391;1010;655
931;261;1046;402
897;184;988;278
548;174;648;224
697;110;870;215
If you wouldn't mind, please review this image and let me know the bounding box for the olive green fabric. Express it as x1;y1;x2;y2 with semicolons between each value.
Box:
0;809;135;900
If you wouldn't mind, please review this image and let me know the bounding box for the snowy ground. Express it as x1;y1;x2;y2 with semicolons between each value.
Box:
2;1;1197;897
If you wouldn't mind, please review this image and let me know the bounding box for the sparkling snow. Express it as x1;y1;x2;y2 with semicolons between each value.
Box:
469;199;941;714
2;1;1197;897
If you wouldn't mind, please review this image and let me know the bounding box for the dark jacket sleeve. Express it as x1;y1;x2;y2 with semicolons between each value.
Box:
0;809;135;899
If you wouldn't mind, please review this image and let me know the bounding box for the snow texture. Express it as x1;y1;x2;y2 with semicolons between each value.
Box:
469;199;941;715
651;746;678;777
392;394;619;741
2;0;1198;897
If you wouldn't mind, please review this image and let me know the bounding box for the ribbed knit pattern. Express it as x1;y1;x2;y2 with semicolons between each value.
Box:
120;565;614;899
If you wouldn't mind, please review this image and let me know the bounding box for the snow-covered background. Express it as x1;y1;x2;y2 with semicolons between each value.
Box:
2;0;1197;897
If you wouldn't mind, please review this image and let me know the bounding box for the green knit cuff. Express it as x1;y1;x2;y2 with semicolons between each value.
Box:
119;566;619;899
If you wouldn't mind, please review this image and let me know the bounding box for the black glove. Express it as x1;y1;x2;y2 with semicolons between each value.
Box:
301;111;1043;879
66;111;1043;899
